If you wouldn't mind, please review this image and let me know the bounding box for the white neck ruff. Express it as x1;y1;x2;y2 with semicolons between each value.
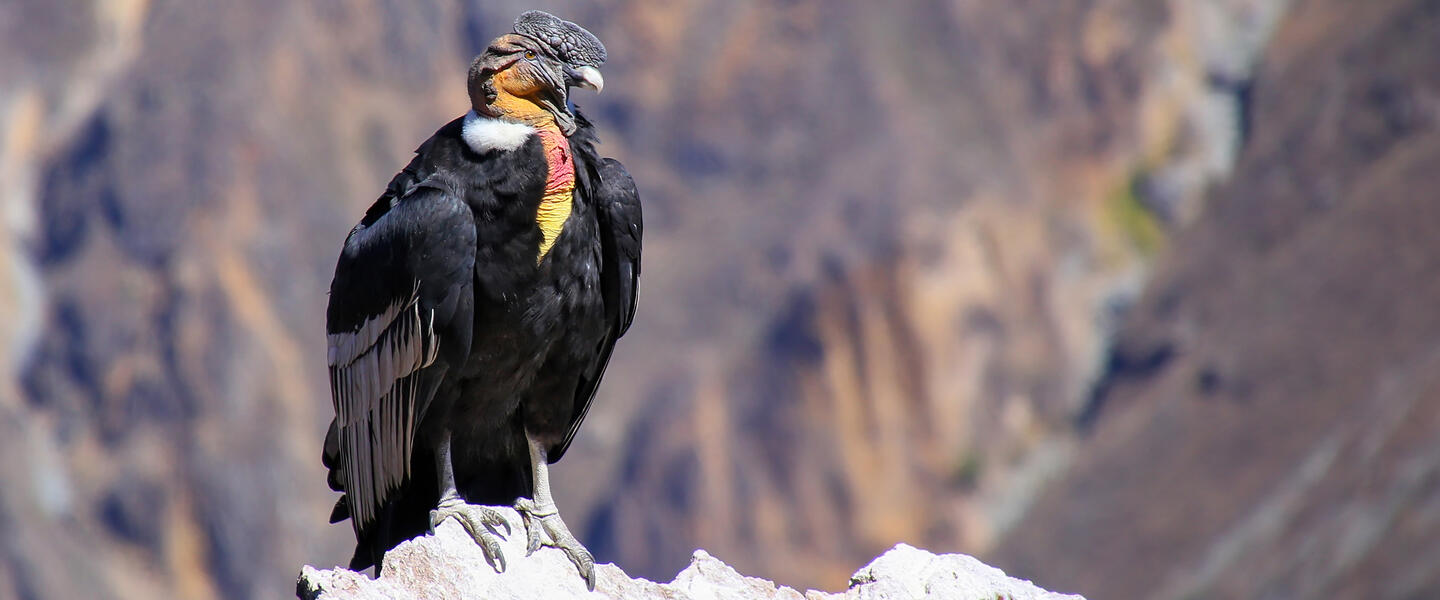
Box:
462;110;535;153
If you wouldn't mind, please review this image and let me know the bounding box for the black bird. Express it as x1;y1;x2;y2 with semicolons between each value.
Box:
321;11;640;589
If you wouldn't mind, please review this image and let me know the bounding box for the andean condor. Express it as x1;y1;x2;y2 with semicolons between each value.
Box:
321;11;641;590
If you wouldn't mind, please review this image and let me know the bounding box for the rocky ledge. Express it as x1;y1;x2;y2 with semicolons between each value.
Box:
298;507;1082;600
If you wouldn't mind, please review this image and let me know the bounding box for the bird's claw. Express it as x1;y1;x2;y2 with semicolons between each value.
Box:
431;496;511;573
515;497;597;591
514;497;553;555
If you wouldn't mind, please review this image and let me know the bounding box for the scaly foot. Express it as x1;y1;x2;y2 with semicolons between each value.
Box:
430;495;511;573
515;497;596;590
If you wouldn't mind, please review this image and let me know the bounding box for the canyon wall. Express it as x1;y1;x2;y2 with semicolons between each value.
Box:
5;1;1430;599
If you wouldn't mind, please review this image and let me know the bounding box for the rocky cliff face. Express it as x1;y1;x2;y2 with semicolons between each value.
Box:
0;0;1423;599
995;0;1440;598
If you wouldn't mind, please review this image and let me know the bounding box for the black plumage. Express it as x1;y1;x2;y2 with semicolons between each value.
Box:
320;12;639;589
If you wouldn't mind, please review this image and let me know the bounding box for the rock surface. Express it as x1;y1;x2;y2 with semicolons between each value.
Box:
298;508;1079;600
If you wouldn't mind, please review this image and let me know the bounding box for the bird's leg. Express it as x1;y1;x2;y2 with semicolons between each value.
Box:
428;429;511;572
514;434;597;590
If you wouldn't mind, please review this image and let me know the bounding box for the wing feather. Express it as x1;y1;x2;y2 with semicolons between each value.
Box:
325;185;474;530
553;157;642;461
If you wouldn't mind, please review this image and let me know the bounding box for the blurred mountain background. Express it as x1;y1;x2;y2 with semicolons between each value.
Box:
1;0;1437;598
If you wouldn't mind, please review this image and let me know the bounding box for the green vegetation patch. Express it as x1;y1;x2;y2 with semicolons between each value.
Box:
1105;170;1165;256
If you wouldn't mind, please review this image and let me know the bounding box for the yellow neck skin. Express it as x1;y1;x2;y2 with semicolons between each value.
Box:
485;70;574;264
534;128;574;263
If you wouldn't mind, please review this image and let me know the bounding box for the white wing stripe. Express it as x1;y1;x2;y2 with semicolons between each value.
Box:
327;282;442;528
327;282;422;369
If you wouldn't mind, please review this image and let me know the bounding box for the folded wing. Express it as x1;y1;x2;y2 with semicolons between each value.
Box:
324;184;476;531
553;157;642;461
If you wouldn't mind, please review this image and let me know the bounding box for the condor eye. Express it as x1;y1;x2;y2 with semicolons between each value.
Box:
523;50;537;60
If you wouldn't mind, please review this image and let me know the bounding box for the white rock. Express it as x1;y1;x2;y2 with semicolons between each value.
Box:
297;507;1083;600
840;544;1084;600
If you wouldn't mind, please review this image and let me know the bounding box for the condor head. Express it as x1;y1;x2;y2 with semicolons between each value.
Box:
467;11;606;136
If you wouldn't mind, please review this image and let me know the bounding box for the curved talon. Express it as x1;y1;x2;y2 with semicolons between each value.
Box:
430;498;511;573
514;497;597;590
514;498;546;555
523;512;544;555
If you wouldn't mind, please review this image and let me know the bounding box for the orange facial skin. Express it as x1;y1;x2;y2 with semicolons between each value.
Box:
479;48;576;262
488;66;558;129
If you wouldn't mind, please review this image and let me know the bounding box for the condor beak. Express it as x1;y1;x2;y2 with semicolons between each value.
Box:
573;65;604;94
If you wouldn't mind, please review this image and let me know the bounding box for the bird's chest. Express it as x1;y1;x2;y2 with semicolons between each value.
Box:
463;219;603;387
522;209;604;327
467;130;580;295
467;137;603;360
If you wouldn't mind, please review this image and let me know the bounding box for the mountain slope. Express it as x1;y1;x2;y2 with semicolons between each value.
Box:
994;1;1440;598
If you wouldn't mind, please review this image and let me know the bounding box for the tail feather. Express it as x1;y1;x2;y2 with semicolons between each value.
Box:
324;421;439;574
328;496;350;524
322;419;340;468
322;419;534;574
345;451;438;573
